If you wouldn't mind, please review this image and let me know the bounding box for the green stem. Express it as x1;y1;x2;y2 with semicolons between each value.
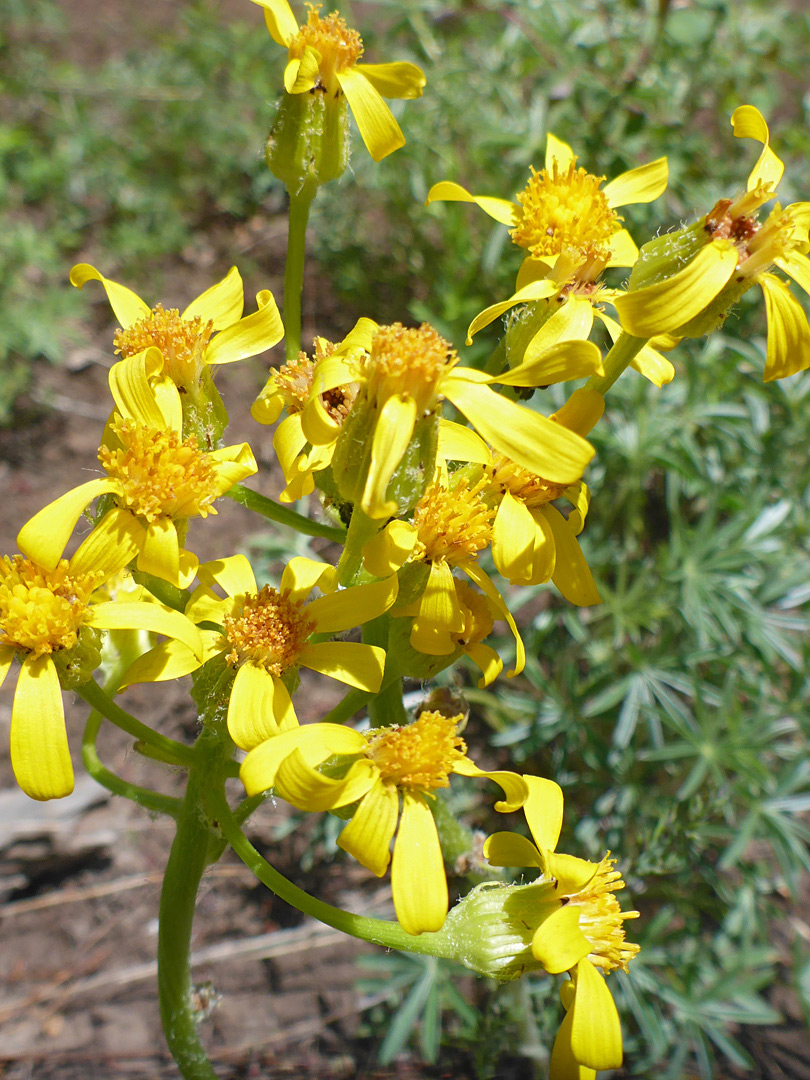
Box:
320;686;372;724
284;189;315;362
209;784;457;959
336;506;381;587
158;728;227;1080
132;571;189;613
484;336;507;376
361;615;406;728
226;483;345;542
82;711;182;818
78;679;197;768
585;331;649;396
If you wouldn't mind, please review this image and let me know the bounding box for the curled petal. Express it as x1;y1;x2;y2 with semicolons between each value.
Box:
465;279;558;343
69;263;150;328
182;266;244;329
731;104;784;191
280;556;337;602
492;492;538;583
483;831;543;869
426;181;520;228
363;520;417;576
109;346;181;431
227;666;297;750
462;562;525;678
544;504;601;607
275;752;377;813
532;904;591;974
250;0;299;45
118;632;222;689
69;506;145;580
466;641;503;689
240;723;366;796
17;478;119;571
759;272;810;381
419;559;465;633
491;339;603;388
361;394;418;518
196;554;257;600
523;296;595;360
204;290;283;366
284;49;319;93
452;758;529;811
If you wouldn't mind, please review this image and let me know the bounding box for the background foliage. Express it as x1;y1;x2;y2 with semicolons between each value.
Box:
5;0;810;1075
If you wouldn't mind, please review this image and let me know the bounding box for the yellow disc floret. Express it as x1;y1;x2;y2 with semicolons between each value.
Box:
564;855;641;974
99;420;220;523
487;453;568;509
365;710;467;790
367;323;458;415
0;556;101;657
223;586;315;675
412;476;495;566
512;162;622;265
114;304;213;389
289;5;364;94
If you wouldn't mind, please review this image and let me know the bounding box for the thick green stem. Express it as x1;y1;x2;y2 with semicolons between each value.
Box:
585;331;649;396
361;615;407;728
284;189;315;362
78;679;197;767
82;711;182;818
226;483;345;542
209;785;457;959
158;728;227;1080
336;506;381;586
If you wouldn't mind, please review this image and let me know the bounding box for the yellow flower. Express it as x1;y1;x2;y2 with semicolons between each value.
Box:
302;319;601;519
240;708;528;934
484;388;603;606
119;554;397;750
17;350;257;588
485;776;640;1078
426;132;670;385
251;0;425;161
70;263;283;396
0;533;203;801
251;328;364;502
614;106;810;381
363;469;526;680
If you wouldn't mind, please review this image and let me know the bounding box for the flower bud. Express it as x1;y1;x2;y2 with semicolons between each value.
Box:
266;90;349;196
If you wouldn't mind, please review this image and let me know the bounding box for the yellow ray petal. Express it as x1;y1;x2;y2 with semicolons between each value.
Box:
551;388;605;438
549;1002;595;1080
284;49;319;94
483;830;543;868
196;554;257;600
759;272;810;381
361;394;418;518
86;601;204;659
523;297;595;360
731;104;784;192
251;376;286;426
17;477;119;571
605;228;639;268
204;290;284;366
425;181;519;227
182;266;244;330
298;641;385;691
11;655;73;801
466;641;503;689
274;414;308;483
602;156;668;208
545;132;576;172
443;376;593;485
532;905;591;974
356;61;425;100
492;492;538;583
775;251;810;298
595;310;674;387
69;263;150;328
409;617;455;656
544;504;601;606
516;255;556;290
69;506;145;579
547;852;599;895
280;556;337;603
523;774;565;852
451;759;528;811
0;645;15;690
437;419;491;464
118;632;222;689
240;724;366;796
613;240;738;337
335;316;378;354
363;520;417;577
138;517;182;586
337;68;405;162
185;585;233;625
419;559;465;633
306;575;398;634
109;346;181;431
461;562;525;678
466;279;559;343
249;0;299;45
276;753;377;813
570;960;623;1070
391;791;448;935
338;777;399;875
205;443;259;498
491;340;603;387
227;665;297;750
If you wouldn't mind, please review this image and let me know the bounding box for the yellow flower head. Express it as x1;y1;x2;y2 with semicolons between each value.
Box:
252;333;363;503
118;554;398;750
70;263;283;396
0;537;202;802
484;775;639;1077
251;0;425;161
240;708;529;935
615;106;810;381
17;349;258;588
304;317;599;519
